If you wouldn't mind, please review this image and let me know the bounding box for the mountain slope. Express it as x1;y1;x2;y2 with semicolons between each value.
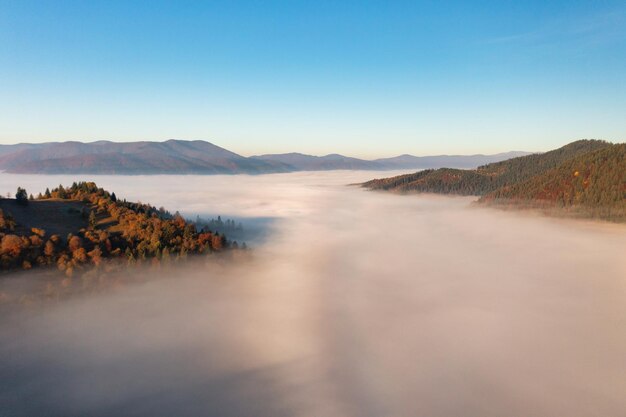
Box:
362;140;612;195
480;143;626;220
362;140;624;221
0;140;290;174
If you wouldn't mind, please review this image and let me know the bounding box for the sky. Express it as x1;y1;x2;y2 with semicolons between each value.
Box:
0;0;625;157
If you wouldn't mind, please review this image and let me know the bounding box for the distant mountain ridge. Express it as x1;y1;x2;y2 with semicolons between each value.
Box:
372;151;530;169
251;151;530;171
0;140;289;174
0;139;530;174
249;152;382;171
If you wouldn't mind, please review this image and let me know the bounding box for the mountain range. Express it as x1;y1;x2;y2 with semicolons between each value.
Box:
0;140;530;174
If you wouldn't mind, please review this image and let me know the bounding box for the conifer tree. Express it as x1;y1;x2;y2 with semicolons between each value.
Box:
15;187;28;205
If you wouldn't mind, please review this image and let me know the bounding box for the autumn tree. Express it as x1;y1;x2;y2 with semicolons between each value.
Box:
89;210;97;229
0;209;16;231
44;240;56;258
73;247;87;263
88;247;102;266
68;235;83;252
1;234;23;257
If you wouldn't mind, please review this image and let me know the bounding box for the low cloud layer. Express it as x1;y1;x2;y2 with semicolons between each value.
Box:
1;171;625;416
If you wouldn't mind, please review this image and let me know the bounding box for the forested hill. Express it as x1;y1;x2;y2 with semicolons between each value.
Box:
0;182;239;277
362;140;625;222
481;143;626;220
362;140;611;194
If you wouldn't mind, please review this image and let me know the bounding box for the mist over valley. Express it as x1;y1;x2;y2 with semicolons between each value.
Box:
1;171;625;416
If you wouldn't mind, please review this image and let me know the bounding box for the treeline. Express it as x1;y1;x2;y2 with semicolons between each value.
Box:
362;140;625;222
193;215;247;245
0;181;237;276
362;168;489;195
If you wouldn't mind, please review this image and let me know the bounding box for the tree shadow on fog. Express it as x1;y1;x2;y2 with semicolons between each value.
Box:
191;215;279;247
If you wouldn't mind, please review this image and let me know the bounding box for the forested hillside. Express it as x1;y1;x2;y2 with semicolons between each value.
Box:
362;140;611;195
362;140;625;222
481;144;626;221
0;182;238;276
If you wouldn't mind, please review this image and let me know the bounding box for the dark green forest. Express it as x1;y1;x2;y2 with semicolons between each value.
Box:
362;140;625;222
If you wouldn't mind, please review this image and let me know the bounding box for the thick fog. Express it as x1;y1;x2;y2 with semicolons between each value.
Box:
1;171;626;417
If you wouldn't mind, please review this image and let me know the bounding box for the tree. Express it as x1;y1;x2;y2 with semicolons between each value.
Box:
88;247;102;266
56;185;66;199
44;240;55;258
73;247;87;263
0;209;15;231
1;234;23;257
68;236;83;252
44;188;51;199
211;233;224;250
110;192;117;202
15;187;28;205
88;210;97;229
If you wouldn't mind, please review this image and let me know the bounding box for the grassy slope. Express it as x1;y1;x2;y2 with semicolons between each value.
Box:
0;198;122;238
0;199;89;236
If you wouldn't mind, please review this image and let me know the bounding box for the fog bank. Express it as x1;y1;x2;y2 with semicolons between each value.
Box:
1;171;625;417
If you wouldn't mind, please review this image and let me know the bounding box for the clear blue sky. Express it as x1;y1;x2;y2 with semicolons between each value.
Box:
1;0;625;157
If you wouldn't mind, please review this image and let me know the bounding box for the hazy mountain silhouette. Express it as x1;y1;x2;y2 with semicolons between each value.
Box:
0;139;530;174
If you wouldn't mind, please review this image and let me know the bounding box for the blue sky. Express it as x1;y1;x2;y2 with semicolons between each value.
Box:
1;0;625;157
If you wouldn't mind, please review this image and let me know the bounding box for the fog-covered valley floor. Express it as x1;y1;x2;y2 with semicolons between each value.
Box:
1;171;625;417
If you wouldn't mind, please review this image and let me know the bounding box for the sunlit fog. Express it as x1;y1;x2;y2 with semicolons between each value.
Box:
1;171;625;417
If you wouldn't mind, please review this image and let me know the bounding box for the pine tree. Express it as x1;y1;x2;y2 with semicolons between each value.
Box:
57;185;66;199
15;187;28;205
